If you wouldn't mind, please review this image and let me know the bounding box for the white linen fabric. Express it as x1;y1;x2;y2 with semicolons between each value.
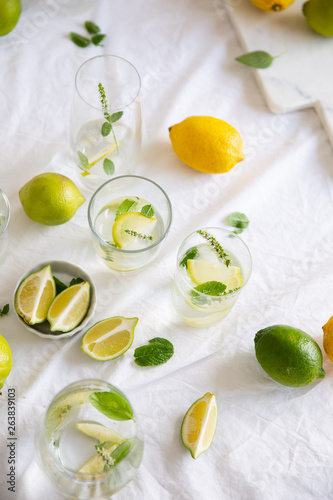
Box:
1;0;333;499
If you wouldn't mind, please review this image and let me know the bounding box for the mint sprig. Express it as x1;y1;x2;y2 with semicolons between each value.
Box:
197;230;231;267
124;230;153;241
96;439;134;471
89;391;134;421
98;83;123;153
134;338;174;367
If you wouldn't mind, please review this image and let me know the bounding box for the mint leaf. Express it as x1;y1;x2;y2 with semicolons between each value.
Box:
115;199;136;220
180;247;198;267
235;51;274;69
92;34;106;46
194;281;227;296
103;158;115;175
134;337;174;367
89;391;134;421
84;21;101;34
78;150;89;169
0;304;9;316
53;276;68;294
70;32;90;47
228;212;249;233
101;122;112;137
107;112;123;124
141;205;155;218
110;438;134;466
70;277;84;286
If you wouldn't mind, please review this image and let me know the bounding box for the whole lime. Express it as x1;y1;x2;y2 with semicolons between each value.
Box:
303;0;333;37
0;0;21;36
254;325;325;387
19;172;85;226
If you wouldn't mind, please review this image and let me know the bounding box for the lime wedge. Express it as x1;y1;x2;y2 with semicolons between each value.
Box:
75;422;124;444
112;212;157;249
78;443;118;474
181;392;217;459
47;282;90;332
187;259;242;291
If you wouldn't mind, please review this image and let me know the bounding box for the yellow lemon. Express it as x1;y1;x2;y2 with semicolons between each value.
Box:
249;0;295;11
323;316;333;361
169;116;244;174
0;0;21;36
0;334;12;390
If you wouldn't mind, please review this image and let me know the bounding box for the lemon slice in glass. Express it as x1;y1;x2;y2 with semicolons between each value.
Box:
112;212;157;249
181;392;217;459
187;259;242;291
78;443;119;474
47;282;90;332
75;422;124;444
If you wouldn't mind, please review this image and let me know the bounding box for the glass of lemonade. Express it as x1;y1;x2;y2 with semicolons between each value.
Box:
172;228;252;327
0;189;10;261
71;55;142;191
88;175;172;273
35;379;144;500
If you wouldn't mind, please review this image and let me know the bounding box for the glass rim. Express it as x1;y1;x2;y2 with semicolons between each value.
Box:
0;189;10;236
88;175;173;255
176;226;252;297
74;54;141;112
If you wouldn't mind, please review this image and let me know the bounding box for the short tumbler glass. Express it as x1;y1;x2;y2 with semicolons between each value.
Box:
35;379;144;500
0;189;10;261
70;55;142;191
88;175;172;273
172;227;252;327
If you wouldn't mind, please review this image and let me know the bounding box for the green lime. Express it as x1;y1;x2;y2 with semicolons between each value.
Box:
254;325;325;387
0;0;21;36
303;0;333;37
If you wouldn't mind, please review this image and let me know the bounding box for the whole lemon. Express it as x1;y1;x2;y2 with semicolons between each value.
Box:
169;116;245;174
0;334;12;391
322;315;333;361
19;173;85;225
303;0;333;37
249;0;295;11
0;0;21;36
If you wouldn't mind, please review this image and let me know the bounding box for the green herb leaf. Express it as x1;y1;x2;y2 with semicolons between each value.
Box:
103;158;115;175
109;438;134;466
78;151;89;169
53;277;68;294
124;230;153;241
194;281;227;296
0;304;9;316
180;247;198;267
107;111;124;124
134;337;174;367
115;199;136;220
92;34;106;46
197;230;231;267
141;205;155;218
70;32;90;48
89;391;134;421
235;51;274;69
84;20;101;34
228;212;249;232
101;122;112;137
69;277;84;286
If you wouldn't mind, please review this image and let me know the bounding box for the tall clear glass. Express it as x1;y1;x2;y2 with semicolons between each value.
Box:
88;175;172;273
0;189;10;261
172;228;252;327
35;379;144;500
71;55;142;191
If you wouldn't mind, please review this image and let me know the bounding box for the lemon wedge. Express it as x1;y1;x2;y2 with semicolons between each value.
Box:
75;422;124;444
112;212;156;249
187;259;242;291
47;282;90;332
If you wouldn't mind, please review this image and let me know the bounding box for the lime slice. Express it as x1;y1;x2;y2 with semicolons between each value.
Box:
0;334;12;391
181;392;217;459
112;212;157;249
47;282;90;332
15;264;56;325
187;259;242;291
75;422;124;444
81;316;138;361
78;442;118;474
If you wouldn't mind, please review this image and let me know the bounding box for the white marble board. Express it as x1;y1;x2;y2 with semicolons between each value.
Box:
223;0;333;147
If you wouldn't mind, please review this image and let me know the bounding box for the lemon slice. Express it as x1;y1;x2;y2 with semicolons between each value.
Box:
88;144;118;168
47;282;90;332
112;212;157;249
15;264;56;325
78;443;118;474
181;392;217;459
75;422;124;444
81;316;138;361
187;260;242;291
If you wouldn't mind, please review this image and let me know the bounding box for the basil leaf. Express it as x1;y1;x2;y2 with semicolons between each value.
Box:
141;205;155;218
134;338;174;367
194;281;227;296
103;158;115;175
84;21;101;34
78;150;89;169
0;304;9;316
228;212;249;231
53;276;68;295
107;111;124;124
69;277;84;286
180;247;198;267
92;34;106;46
110;438;134;466
115;199;136;220
89;391;134;421
235;51;274;69
70;32;90;48
101;122;112;137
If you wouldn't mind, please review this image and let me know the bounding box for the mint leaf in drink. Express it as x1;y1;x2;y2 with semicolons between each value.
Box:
141;205;155;218
89;391;134;421
101;122;112;137
53;276;68;295
98;83;122;151
134;337;174;367
194;281;227;296
0;304;9;316
109;438;134;466
84;21;101;34
107;112;124;124
78;151;89;169
92;34;106;46
228;212;249;233
70;277;84;286
180;247;198;267
70;32;90;47
235;51;275;69
115;199;136;220
103;158;115;175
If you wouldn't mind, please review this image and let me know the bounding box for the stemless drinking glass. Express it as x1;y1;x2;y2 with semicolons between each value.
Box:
172;228;252;328
35;379;144;500
70;55;142;191
0;189;10;261
88;175;172;273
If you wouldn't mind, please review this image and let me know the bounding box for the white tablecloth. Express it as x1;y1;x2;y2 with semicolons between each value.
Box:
1;0;333;499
